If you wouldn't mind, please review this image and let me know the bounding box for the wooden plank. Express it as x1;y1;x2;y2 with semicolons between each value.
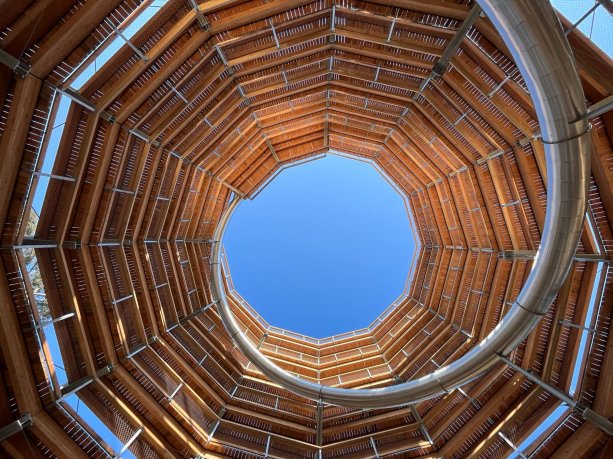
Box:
0;0;75;56
0;260;43;414
97;376;188;459
94;12;202;111
30;411;90;459
81;123;122;243
0;77;41;231
590;123;613;227
30;1;123;77
368;0;468;20
115;30;213;124
550;422;606;458
79;246;119;366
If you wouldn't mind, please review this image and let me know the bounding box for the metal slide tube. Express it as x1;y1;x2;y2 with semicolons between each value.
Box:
210;0;590;408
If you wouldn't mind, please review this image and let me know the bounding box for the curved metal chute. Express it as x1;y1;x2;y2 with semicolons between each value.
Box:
210;0;590;408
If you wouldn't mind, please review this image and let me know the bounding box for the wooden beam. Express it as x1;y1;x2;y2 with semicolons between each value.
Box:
0;76;41;231
30;1;123;77
0;259;42;414
30;411;89;459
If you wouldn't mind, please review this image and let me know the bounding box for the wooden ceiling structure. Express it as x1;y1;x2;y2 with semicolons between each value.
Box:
0;0;612;458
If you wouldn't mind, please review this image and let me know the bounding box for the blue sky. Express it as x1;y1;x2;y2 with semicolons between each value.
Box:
551;0;612;56
223;154;415;338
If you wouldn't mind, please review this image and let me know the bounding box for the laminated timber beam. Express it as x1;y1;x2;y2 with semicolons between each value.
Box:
426;366;510;439
97;149;153;240
97;374;191;458
447;252;489;326
420;85;502;157
0;414;32;443
508;146;546;234
0;260;42;415
333;43;434;70
185;176;214;242
1;1;90;60
215;5;454;53
590;123;613;228
153;161;188;241
94;0;316;113
2;412;92;458
198;0;248;15
53;112;103;245
331;53;428;80
232;44;333;81
552;278;613;454
109;366;204;458
113;31;213;124
166;243;190;319
333;5;457;39
27;1;123;78
164;177;192;243
113;144;155;243
206;0;314;33
467;387;555;457
390;132;464;193
160;325;243;396
558;14;613;100
207;120;270;173
147;62;226;139
126;244;160;336
320;424;428;453
30;411;90;459
78;246;120;366
441;68;521;148
22;248;98;378
0;77;42;235
90;12;205;110
497;156;537;251
364;0;470;20
1;434;48;459
246;70;335;99
429;4;482;78
396;121;463;174
133;148;164;239
170;98;248;157
499;355;613;435
536;272;574;376
228;26;443;67
145;351;321;445
461;39;536;118
550;422;609;459
216;10;329;50
437;370;525;456
555;262;602;391
79;123;122;243
449;52;536;136
216;142;272;182
411;249;449;317
403;108;469;167
223;31;336;69
409;98;484;165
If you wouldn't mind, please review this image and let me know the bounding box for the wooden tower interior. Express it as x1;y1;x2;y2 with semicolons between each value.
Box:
0;0;612;458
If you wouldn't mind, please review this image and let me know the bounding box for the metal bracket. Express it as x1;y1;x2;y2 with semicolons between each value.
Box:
0;414;33;442
0;49;31;78
99;110;117;124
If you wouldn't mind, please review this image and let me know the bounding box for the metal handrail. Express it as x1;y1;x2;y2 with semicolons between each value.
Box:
210;0;590;408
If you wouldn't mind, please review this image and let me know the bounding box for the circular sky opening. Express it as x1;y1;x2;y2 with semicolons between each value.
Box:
223;153;416;338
